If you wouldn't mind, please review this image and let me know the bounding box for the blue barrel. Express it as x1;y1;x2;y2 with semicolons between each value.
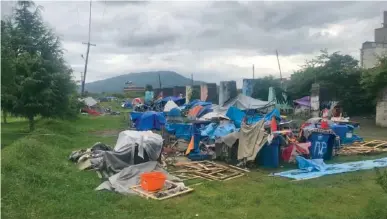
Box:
257;136;280;168
308;133;334;160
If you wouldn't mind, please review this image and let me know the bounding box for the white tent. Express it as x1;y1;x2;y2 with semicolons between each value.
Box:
80;97;98;107
222;94;272;110
163;100;178;112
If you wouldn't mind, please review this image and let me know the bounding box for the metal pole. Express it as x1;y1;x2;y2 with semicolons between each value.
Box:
81;0;96;96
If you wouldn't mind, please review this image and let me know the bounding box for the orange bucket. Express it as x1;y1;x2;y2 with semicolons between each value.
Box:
140;172;167;191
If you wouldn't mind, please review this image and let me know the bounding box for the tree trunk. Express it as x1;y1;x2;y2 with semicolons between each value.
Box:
28;115;35;131
2;110;7;124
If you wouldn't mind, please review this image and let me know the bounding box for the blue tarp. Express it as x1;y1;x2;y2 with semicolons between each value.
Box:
185;100;212;110
134;111;166;131
296;156;326;172
226;107;282;128
201;122;237;140
226;107;245;128
331;124;363;145
165;123;192;141
168;108;181;117
274;157;387;180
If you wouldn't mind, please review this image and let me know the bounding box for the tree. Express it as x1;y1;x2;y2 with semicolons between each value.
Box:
361;56;387;104
145;84;153;91
251;76;281;101
286;50;372;115
1;20;17;123
3;1;77;130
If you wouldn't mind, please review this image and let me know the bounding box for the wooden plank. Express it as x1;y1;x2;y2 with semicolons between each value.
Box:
222;174;244;181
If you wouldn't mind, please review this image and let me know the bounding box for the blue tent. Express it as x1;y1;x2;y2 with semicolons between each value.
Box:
226;107;282;128
134;111;166;131
165;123;192;141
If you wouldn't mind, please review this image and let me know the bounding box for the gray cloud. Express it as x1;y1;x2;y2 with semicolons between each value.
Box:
2;1;387;85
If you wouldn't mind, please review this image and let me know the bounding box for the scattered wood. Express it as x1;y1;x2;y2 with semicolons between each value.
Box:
337;140;387;156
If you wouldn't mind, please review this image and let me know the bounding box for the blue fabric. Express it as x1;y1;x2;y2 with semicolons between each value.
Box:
135;111;166;131
274;157;387;180
165;123;192;141
265;108;281;121
308;133;335;160
200;122;236;140
296;156;326;172
168;107;181;117
130;112;143;123
213;123;236;139
226;107;246;128
186;100;212;110
200;123;217;139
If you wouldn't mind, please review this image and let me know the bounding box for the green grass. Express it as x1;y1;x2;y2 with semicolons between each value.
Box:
2;116;387;219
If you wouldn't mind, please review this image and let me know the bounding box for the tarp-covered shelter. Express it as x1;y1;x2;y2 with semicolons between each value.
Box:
222;94;272;110
163;100;179;112
82;97;98;107
133;111;166;131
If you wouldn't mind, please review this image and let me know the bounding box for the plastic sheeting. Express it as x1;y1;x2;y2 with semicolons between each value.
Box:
96;161;182;195
135;111;166;131
163;100;179;112
274;157;387;181
200;122;237;140
114;130;163;161
222;94;271;110
165;123;192;141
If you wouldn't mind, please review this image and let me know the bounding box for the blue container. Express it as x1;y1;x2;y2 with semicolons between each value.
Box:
257;137;280;168
308;133;334;160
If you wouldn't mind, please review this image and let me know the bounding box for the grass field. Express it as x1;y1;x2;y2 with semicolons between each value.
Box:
2;114;387;219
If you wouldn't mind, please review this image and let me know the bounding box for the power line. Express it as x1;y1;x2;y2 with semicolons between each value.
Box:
81;0;96;96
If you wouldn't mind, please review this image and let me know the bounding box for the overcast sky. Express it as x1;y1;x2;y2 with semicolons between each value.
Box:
1;1;386;86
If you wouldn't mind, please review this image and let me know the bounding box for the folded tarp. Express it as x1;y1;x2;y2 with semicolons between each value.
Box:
273;157;387;180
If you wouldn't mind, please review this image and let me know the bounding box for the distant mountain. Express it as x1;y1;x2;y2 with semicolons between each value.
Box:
84;71;206;93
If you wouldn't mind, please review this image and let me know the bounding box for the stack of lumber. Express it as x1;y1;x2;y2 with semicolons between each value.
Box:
338;140;387;155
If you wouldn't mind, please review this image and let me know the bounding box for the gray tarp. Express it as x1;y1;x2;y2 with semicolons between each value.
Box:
222;94;272;110
238;120;268;161
95;161;182;195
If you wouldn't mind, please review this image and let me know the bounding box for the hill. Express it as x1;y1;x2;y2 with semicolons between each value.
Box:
84;71;205;93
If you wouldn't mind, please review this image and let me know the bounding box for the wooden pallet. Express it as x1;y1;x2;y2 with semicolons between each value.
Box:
173;161;247;181
130;180;194;200
338;140;387;155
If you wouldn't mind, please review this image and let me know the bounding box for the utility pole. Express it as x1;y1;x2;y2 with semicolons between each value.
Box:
158;73;162;89
252;64;255;79
81;0;96;96
191;73;194;86
275;50;283;88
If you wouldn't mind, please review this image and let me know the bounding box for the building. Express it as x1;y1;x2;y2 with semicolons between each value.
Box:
361;11;387;69
123;83;145;92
